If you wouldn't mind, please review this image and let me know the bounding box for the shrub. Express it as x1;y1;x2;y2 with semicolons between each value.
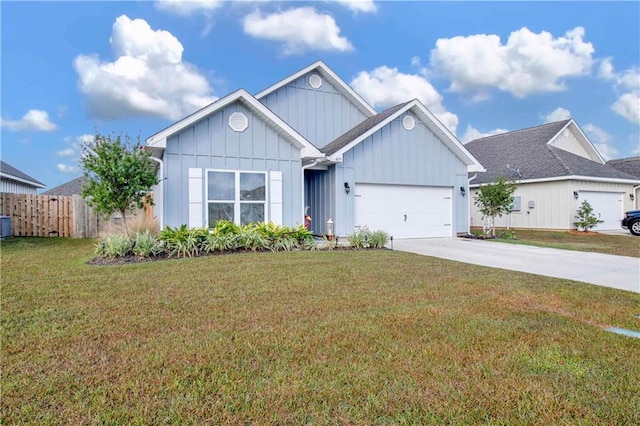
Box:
96;235;133;258
368;230;389;248
132;230;160;257
347;227;370;249
159;225;207;258
236;225;269;252
574;200;604;232
203;232;237;253
211;220;240;236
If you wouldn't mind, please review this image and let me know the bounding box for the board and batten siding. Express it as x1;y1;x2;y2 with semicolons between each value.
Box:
470;180;636;230
330;112;469;236
1;179;39;195
259;73;368;149
162;101;303;228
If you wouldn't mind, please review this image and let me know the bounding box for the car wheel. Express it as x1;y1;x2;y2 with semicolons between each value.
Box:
631;220;640;236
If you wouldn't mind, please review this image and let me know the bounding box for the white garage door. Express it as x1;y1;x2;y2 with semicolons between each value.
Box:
577;191;623;231
354;183;452;238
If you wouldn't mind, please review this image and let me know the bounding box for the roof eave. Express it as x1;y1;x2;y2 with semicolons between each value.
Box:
0;173;46;188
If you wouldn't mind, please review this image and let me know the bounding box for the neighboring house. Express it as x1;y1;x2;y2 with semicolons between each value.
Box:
42;176;86;196
0;160;46;194
146;61;484;238
465;119;639;231
607;157;640;209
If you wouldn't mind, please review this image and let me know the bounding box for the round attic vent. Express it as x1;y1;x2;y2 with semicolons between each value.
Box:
308;73;322;89
402;115;415;131
563;129;569;138
228;112;248;132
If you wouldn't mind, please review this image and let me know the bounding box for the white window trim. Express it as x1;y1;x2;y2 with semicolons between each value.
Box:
205;169;269;227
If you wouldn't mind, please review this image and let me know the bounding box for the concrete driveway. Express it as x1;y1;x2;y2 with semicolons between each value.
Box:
393;238;640;293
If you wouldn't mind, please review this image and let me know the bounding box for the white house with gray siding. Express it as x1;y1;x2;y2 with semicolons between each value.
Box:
466;120;639;231
146;61;484;238
0;161;46;194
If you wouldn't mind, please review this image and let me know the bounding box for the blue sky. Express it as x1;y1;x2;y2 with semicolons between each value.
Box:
2;1;639;190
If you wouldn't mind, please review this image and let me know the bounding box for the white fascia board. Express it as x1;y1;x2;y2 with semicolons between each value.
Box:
547;119;605;164
0;173;46;188
255;60;377;117
145;89;322;158
470;175;640;188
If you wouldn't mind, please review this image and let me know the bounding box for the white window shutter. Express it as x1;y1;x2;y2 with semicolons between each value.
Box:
270;171;283;225
188;168;203;228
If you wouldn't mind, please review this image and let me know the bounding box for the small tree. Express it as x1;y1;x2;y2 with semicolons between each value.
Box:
81;133;159;237
474;176;517;237
573;200;603;232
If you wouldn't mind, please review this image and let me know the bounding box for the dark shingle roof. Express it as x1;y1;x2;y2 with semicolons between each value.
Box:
607;157;640;178
465;120;638;184
42;176;86;196
0;160;46;187
321;101;410;155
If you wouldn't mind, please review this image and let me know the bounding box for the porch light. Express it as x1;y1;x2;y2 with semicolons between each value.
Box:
326;218;334;240
631;193;635;201
460;186;466;197
344;182;350;194
573;191;579;200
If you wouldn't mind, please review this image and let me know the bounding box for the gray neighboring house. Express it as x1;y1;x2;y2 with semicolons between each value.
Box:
42;176;86;196
465;119;639;231
146;61;484;238
0;160;46;194
607;157;640;209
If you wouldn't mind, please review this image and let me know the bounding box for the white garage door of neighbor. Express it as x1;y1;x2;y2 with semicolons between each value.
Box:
577;191;623;231
354;184;453;238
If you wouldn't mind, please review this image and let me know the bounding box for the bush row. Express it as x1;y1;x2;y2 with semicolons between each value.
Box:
94;221;391;259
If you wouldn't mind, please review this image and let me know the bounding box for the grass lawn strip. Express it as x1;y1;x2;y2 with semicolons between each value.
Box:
479;229;638;258
2;238;639;424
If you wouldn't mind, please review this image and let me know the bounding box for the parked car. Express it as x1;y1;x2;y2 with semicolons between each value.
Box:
621;210;640;236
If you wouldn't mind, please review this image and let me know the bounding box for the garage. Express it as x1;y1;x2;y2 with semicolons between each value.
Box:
577;191;623;231
354;183;453;238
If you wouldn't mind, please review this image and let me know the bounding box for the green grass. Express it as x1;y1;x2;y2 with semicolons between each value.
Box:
2;238;639;424
476;228;638;257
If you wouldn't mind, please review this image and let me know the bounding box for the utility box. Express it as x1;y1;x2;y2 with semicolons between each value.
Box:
528;200;535;209
0;216;11;239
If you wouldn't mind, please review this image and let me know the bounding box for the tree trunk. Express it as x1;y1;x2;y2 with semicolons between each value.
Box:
121;209;129;237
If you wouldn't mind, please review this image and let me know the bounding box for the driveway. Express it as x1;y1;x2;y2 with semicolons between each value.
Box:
393;238;640;293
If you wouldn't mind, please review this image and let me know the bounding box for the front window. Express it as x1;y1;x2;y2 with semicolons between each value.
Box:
207;170;266;226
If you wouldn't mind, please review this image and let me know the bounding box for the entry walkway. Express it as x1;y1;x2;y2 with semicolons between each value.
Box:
393;238;640;293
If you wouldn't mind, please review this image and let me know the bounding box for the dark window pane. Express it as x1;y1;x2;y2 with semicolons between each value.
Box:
208;203;234;225
240;173;265;201
208;172;235;200
240;203;264;225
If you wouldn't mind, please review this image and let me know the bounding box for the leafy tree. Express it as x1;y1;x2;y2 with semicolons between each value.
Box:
81;133;159;237
573;200;604;232
474;176;517;237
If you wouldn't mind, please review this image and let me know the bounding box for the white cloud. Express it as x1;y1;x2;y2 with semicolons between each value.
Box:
596;60;639;124
155;0;223;16
598;58;616;80
461;125;508;143
583;123;617;160
57;163;79;173
612;92;640;123
543;107;572;123
350;66;458;132
429;26;594;99
0;109;57;131
243;7;353;55
57;148;76;157
58;134;93;158
331;0;377;13
74;15;216;120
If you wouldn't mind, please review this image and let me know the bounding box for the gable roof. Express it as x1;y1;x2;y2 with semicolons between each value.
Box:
146;89;323;159
607;156;640;178
0;160;46;188
465;120;638;184
321;99;484;173
255;60;377;118
42;176;85;196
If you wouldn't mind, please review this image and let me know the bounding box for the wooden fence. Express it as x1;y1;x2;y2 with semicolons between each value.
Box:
0;193;155;238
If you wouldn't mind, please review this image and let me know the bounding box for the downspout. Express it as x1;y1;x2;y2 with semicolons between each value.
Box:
634;184;640;210
149;156;164;229
467;174;477;234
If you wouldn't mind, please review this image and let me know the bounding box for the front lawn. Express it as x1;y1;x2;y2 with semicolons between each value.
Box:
473;228;638;257
2;238;639;424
